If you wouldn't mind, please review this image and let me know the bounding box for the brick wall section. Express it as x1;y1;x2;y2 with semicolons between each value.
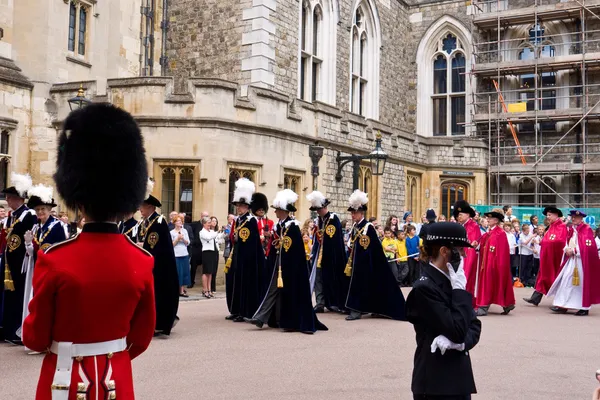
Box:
272;0;299;97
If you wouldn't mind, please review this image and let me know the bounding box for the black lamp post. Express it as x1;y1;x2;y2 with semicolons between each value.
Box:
335;132;388;190
68;84;92;111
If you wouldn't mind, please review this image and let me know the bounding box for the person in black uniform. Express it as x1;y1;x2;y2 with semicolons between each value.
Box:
405;222;481;400
224;178;265;322
1;173;37;345
418;208;437;241
306;191;348;314
246;189;327;334
138;182;180;336
344;190;406;321
119;213;140;241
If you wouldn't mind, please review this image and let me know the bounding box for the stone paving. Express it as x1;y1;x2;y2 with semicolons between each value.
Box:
0;288;598;399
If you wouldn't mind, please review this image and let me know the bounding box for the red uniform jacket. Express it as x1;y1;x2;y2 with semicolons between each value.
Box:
536;219;568;295
463;218;482;304
22;223;156;400
256;216;274;256
476;225;515;308
571;223;600;308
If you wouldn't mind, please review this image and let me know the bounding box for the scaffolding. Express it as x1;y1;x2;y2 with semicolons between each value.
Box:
470;0;600;207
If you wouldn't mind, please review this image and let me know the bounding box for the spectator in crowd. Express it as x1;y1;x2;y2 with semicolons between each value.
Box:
595;227;600;259
376;224;385;241
302;231;312;261
418;209;437;240
406;224;421;285
0;205;6;222
170;215;191;297
396;229;409;285
518;223;535;287
341;219;351;252
400;211;414;231
479;216;489;235
449;216;456;223
438;214;447;222
532;225;545;284
58;211;71;238
223;214;235;264
503;205;516;222
76;217;86;234
50;210;58;218
210;216;221;292
369;217;379;226
530;215;539;229
200;216;221;298
168;211;179;230
191;211;211;288
302;218;315;245
385;215;400;234
504;222;518;277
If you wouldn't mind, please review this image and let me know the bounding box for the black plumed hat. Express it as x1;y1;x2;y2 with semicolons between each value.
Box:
54;103;148;220
251;193;269;214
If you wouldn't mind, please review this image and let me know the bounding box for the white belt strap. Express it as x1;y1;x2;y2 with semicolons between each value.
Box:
50;338;126;400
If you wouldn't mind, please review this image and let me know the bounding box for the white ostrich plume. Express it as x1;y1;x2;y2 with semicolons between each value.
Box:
233;178;256;203
273;189;298;209
348;190;368;209
306;191;326;208
11;172;33;197
28;184;54;204
146;178;155;199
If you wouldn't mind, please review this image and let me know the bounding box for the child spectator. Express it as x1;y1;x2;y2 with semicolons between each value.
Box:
382;227;399;282
395;229;409;285
518;223;535;287
532;225;545;285
504;222;518;277
405;224;421;285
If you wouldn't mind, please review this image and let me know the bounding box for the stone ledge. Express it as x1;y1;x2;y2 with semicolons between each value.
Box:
107;77;172;88
0;116;18;130
0;56;33;89
50;80;95;93
66;56;92;69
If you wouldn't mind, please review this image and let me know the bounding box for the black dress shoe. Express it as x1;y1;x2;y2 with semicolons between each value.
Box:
575;309;589;316
550;306;568;313
501;304;516;315
314;306;325;313
233;316;245;322
523;297;539;306
225;314;237;320
327;306;341;313
345;314;361;321
5;339;23;346
244;318;264;328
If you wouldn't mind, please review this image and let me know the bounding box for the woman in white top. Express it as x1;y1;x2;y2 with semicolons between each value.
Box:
170;215;191;297
200;217;223;298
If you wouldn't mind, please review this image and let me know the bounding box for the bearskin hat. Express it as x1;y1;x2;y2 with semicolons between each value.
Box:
251;192;268;214
54;103;148;220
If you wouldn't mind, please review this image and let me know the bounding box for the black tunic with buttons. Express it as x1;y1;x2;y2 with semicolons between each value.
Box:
405;262;481;397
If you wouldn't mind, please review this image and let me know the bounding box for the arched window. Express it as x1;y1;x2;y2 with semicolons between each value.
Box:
0;131;10;197
298;0;337;105
228;168;256;215
349;0;380;119
161;168;176;214
358;164;378;218
539;177;556;206
179;168;194;216
518;178;535;206
441;181;468;219
432;34;466;136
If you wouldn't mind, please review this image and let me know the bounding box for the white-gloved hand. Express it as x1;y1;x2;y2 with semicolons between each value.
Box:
447;256;467;290
430;334;465;355
24;230;33;246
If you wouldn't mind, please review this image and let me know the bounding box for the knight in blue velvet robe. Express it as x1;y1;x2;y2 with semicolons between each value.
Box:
247;191;327;334
119;216;140;241
345;190;406;321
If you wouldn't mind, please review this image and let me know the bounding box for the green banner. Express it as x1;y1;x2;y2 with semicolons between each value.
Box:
473;205;599;228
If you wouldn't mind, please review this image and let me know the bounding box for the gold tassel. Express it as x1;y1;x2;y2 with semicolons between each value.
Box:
277;265;283;288
344;259;352;277
4;263;14;291
224;251;233;274
572;266;580;286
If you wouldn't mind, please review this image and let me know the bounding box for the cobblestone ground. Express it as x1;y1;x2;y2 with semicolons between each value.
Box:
0;288;598;399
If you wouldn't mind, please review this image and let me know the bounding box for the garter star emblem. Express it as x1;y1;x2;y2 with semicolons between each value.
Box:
359;235;370;250
489;246;495;253
550;234;556;240
586;239;592;246
325;225;336;238
239;227;250;243
282;236;292;252
7;234;21;252
148;232;159;249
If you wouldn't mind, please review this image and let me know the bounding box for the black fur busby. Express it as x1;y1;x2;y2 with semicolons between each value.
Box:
452;200;475;219
54;103;148;220
251;192;268;214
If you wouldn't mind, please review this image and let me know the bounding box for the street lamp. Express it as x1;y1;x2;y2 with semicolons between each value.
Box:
67;84;92;111
335;132;388;190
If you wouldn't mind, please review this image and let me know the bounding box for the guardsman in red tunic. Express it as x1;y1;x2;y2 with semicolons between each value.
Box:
22;103;155;400
251;193;274;257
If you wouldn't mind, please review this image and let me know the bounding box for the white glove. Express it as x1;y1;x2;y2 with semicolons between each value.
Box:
430;334;465;355
24;231;33;246
447;256;467;290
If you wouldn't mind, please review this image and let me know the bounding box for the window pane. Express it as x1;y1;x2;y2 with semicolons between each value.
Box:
433;55;447;94
451;53;465;92
0;131;8;154
300;57;307;99
78;7;87;55
359;81;366;116
441;185;449;218
442;34;457;54
360;36;367;77
352;33;359;74
179;168;194;216
161;168;176;215
351;77;358;113
312;61;320;101
520;75;535;111
541;72;556;110
312;7;320;56
301;6;308;51
433;97;447;136
451;96;465;135
529;23;544;44
68;3;76;51
541;45;554;58
519;47;534;61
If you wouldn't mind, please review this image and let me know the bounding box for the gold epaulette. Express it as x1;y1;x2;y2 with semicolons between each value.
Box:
44;234;80;254
125;235;153;257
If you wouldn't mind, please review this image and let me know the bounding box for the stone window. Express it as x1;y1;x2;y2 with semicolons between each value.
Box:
0;130;10;199
160;166;196;217
441;181;467;219
298;0;337;105
416;16;472;137
228;167;257;215
283;171;304;211
349;0;380;119
358;164;378;218
431;34;466;136
67;0;92;56
406;172;421;219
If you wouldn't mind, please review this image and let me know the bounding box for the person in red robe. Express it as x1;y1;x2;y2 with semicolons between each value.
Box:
251;192;274;257
547;210;600;316
475;208;516;316
453;200;481;307
22;104;155;400
523;206;568;306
